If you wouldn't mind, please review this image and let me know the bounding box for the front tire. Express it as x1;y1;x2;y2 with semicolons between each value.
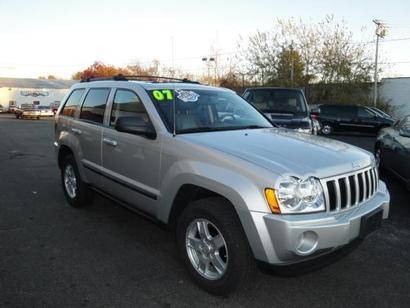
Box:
374;144;385;175
61;154;93;207
176;197;254;295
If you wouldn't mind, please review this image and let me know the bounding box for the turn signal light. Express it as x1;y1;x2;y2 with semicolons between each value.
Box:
264;188;281;214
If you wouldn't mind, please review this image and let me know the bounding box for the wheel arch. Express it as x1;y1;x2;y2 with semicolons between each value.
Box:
160;177;270;263
167;184;230;229
58;145;74;169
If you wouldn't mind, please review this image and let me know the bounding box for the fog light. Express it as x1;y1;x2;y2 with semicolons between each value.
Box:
295;231;318;255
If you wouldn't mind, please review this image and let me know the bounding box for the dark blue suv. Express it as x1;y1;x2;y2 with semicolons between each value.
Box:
242;88;315;134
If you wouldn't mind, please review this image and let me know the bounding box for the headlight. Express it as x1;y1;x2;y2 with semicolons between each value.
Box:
273;176;325;214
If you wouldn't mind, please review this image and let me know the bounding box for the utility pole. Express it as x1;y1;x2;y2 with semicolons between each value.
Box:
290;42;294;87
373;19;387;106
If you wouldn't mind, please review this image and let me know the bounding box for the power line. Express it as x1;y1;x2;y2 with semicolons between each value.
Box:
124;52;237;66
2;36;410;70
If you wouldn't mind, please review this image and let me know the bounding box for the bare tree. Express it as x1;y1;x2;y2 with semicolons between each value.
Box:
238;16;377;104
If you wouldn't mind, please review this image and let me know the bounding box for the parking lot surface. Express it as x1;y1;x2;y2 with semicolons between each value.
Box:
1;114;409;307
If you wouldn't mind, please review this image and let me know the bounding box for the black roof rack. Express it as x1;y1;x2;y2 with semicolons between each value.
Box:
80;74;199;84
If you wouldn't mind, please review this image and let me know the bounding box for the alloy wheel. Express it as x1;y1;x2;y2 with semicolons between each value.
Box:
64;164;77;199
322;125;332;135
185;218;228;280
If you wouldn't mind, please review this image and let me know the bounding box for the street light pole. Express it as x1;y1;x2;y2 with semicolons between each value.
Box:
202;57;215;85
373;33;379;107
373;19;387;107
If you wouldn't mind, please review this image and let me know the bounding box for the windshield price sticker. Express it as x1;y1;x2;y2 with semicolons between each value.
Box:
151;89;200;103
175;90;200;102
152;90;174;101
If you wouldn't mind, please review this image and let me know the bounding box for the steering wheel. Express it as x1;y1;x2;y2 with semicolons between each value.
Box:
221;114;235;122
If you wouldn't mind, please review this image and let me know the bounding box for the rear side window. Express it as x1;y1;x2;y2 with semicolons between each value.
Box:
80;88;111;124
61;89;84;117
110;89;149;127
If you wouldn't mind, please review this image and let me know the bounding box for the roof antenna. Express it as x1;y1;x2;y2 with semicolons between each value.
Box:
173;90;177;137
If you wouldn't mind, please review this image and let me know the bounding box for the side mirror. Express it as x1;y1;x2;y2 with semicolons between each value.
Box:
399;129;410;138
115;116;156;139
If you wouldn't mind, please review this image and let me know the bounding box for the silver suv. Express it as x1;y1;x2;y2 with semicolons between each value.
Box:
54;76;390;295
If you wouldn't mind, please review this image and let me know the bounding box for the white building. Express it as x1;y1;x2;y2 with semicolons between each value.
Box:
380;77;410;117
0;77;76;111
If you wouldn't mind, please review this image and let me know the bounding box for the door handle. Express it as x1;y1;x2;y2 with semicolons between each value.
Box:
103;138;118;147
71;128;82;135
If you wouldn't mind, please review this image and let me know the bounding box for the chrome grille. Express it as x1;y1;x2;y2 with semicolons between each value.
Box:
322;167;379;212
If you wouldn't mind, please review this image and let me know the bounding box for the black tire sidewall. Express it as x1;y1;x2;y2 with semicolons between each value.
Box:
176;198;254;295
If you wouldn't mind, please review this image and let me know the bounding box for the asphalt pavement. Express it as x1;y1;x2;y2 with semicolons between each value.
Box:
0;114;409;307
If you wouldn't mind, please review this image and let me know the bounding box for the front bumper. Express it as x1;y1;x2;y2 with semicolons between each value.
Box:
250;180;390;265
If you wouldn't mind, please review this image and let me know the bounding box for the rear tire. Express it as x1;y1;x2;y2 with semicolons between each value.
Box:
61;154;93;207
321;124;333;135
176;197;255;295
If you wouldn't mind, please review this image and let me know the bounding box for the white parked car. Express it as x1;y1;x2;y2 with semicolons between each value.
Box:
15;104;41;119
38;106;55;117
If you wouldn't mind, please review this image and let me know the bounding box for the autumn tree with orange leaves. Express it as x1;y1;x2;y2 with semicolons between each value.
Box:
71;60;192;81
72;62;130;80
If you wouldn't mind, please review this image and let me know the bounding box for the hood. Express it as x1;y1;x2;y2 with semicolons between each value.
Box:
180;128;373;179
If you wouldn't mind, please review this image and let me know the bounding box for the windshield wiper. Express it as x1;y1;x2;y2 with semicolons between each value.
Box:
177;125;271;134
241;125;271;129
177;127;227;134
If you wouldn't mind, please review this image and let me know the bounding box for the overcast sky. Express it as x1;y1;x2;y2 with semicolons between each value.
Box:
1;0;410;79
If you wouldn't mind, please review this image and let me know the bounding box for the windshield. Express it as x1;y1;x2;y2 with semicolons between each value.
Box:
147;89;272;134
247;89;308;116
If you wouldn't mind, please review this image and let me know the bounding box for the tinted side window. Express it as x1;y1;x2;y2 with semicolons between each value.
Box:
61;89;84;117
243;91;253;101
338;106;356;117
80;88;110;124
319;105;338;115
320;105;356;117
110;89;149;127
357;107;374;118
